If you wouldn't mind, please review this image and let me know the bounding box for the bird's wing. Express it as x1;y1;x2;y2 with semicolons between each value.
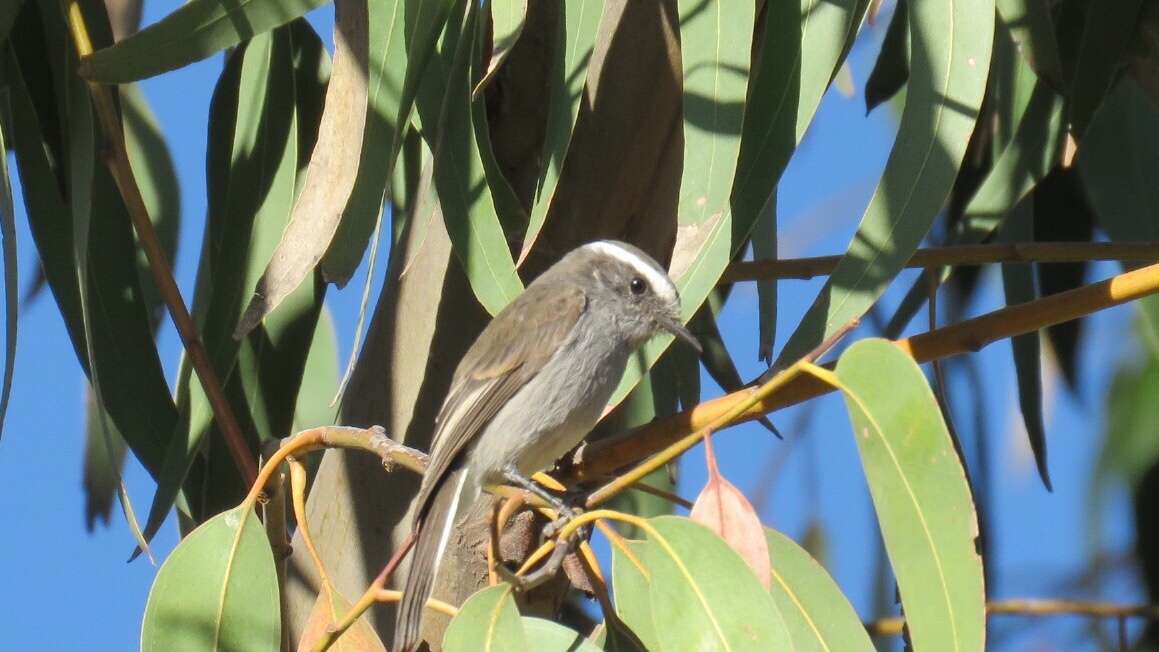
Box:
413;282;587;521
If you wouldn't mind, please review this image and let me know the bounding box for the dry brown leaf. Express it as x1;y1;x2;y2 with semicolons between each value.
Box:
297;585;387;652
234;0;369;339
689;435;772;590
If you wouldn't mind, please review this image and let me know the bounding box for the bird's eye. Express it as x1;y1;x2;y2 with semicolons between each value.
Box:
629;277;647;295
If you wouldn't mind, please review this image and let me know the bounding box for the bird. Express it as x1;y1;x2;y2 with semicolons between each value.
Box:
392;240;699;651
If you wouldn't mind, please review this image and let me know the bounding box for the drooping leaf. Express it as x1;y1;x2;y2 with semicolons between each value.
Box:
79;0;330;83
611;540;659;651
834;339;985;651
640;516;792;651
776;0;994;366
521;618;602;652
1032;168;1093;388
0;0;21;45
766;528;875;651
515;0;604;264
422;0;523;315
293;306;339;431
865;0;909;114
884;42;1064;338
689;437;771;590
994;0;1063;87
998;199;1052;490
612;0;868;405
234;0;368;338
5;27;177;475
81;390;127;530
475;0;527;94
296;585;386;652
1079;78;1159;242
320;0;408;284
139;22;328;543
0;86;16;439
141;506;281;651
442;584;527;652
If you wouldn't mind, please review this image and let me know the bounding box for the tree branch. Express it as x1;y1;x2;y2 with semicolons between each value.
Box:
720;241;1159;283
866;598;1159;637
574;261;1159;481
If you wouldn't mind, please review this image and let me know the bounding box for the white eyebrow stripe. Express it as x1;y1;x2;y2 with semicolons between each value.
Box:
587;241;678;301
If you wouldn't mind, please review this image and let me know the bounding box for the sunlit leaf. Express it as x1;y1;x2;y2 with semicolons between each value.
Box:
475;0;527;95
777;0;994;365
422;0;523;315
442;584;527;651
522;618;602;651
79;0;330;82
612;539;659;652
995;0;1063;86
141;506;280;651
640;516;792;650
139;22;328;543
294;306;339;431
516;0;604;264
766;528;874;651
835;339;985;651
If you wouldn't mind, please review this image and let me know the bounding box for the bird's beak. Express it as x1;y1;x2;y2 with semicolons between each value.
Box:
659;316;702;354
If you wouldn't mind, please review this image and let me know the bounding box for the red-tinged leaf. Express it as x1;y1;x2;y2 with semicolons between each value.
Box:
296;585;386;652
689;436;771;589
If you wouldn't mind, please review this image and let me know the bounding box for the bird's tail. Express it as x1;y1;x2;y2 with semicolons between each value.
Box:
394;470;470;652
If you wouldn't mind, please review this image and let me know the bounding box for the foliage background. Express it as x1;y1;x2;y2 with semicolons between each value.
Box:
0;0;1152;650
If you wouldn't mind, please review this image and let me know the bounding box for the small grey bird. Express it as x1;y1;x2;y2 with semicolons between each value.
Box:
393;240;698;651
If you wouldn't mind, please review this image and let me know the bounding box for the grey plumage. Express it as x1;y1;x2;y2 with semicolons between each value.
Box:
393;241;695;651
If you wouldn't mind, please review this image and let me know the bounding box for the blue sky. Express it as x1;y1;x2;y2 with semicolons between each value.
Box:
0;3;1148;650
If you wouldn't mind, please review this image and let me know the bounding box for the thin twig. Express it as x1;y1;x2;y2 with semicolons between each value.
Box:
574;262;1159;482
867;599;1159;637
721;241;1159;283
61;1;257;483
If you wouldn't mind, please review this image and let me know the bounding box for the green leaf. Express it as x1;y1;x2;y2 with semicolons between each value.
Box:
423;0;523;315
293;306;339;431
751;199;777;363
141;506;281;651
998;200;1051;489
777;0;995;365
612;539;660;652
522;618;602;651
442;584;528;652
5;28;177;475
612;0;868;405
138;21;328;543
994;0;1063;87
834;339;985;651
639;516;792;651
766;528;874;652
81;390;128;530
475;0;527;94
320;0;408;285
1101;354;1159;487
865;0;909;114
0;85;17;439
515;0;604;263
79;0;330;83
1079;78;1159;241
0;0;21;45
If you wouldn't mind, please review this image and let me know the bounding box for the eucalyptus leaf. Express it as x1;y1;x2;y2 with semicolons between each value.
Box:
766;528;874;651
141;506;281;651
442;584;527;652
611;540;659;652
521;618;602;652
516;0;605;263
641;516;792;651
835;339;985;651
0;88;16;439
79;0;330;83
776;0;994;366
864;0;908;114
